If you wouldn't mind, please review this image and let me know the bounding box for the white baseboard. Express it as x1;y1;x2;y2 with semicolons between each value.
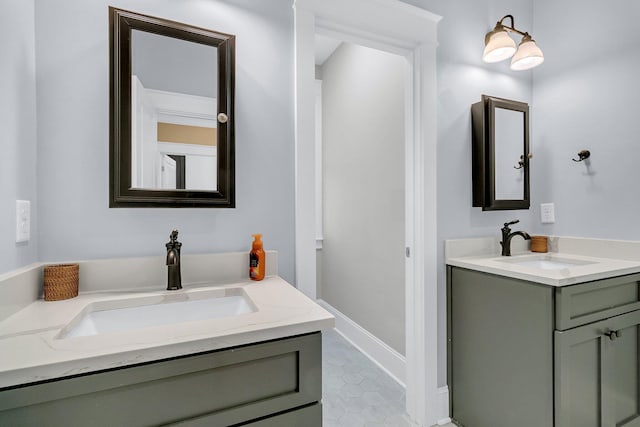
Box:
317;299;406;387
436;386;451;425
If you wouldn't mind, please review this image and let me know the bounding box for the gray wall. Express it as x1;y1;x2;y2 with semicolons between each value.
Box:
33;0;295;282
319;43;406;355
401;0;535;385
531;0;640;240
0;0;38;274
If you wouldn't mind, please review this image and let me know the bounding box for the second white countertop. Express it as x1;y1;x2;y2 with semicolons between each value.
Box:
447;252;640;286
445;237;640;286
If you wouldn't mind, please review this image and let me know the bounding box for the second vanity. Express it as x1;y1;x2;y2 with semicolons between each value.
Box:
446;237;640;427
0;252;334;426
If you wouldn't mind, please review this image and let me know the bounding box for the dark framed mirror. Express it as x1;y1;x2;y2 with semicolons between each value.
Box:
109;7;235;207
471;95;530;211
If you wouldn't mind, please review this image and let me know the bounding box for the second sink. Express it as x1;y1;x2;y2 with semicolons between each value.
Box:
496;254;596;270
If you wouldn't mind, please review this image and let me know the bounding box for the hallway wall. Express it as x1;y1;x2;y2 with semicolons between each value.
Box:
318;43;407;355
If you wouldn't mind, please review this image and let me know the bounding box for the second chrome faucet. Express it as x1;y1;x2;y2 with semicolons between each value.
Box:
500;220;531;256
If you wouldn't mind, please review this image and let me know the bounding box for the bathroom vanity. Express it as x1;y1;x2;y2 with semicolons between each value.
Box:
0;252;334;426
446;238;640;427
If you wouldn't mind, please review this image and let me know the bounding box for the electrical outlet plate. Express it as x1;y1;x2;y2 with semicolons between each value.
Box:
16;200;31;243
540;202;555;224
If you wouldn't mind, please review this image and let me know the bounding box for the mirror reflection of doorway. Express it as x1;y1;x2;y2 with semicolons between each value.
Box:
160;154;185;190
168;155;185;189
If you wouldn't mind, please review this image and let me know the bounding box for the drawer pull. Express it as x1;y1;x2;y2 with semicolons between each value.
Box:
604;330;622;341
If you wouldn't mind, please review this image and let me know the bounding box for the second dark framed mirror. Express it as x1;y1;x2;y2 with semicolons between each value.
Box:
109;7;235;207
471;95;530;211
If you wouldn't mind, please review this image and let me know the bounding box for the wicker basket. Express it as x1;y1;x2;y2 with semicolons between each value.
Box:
531;236;548;253
43;264;79;301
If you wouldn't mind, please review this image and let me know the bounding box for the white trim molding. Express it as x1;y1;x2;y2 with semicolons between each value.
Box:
293;4;318;300
293;1;441;425
145;86;217;123
436;386;452;425
317;299;406;386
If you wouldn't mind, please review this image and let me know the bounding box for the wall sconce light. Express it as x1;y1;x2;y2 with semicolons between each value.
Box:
483;15;544;71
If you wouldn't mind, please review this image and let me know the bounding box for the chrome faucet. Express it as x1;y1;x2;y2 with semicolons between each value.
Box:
166;229;182;290
500;220;531;256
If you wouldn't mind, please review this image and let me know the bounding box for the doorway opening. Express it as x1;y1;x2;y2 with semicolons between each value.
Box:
294;1;442;424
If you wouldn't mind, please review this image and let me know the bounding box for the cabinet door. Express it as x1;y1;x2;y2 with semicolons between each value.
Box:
448;267;554;427
555;310;640;427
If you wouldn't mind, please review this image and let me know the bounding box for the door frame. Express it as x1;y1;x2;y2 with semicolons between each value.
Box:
293;0;441;425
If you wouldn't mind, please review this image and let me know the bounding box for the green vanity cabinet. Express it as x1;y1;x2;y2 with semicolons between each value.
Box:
0;332;322;427
448;266;640;427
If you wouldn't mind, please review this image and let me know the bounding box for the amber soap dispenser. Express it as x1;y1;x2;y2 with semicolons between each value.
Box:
250;234;265;281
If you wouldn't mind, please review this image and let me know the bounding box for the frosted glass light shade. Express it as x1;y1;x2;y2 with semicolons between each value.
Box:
510;39;544;70
483;30;516;63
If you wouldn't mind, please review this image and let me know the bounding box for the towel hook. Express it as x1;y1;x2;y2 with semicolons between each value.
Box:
514;153;533;170
572;150;590;162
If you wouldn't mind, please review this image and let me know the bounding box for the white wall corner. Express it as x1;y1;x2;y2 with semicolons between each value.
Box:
317;299;406;386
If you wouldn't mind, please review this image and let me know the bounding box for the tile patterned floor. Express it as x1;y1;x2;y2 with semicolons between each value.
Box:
322;328;415;427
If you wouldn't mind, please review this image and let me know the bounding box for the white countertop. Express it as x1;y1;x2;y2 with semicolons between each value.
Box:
0;276;334;389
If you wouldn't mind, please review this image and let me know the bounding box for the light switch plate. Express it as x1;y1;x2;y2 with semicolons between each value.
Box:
540;202;555;224
16;200;31;243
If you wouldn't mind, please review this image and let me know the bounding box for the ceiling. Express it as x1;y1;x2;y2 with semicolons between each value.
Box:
314;33;341;66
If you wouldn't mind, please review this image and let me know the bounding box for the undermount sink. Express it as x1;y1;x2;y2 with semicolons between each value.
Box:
496;255;596;270
59;288;256;339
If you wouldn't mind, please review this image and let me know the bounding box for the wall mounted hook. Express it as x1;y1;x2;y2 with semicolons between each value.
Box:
514;153;533;169
572;150;590;162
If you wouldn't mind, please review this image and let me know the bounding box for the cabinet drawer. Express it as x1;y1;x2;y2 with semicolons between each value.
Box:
556;273;640;330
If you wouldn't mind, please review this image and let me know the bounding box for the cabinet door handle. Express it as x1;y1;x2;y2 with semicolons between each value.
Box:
605;330;621;341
